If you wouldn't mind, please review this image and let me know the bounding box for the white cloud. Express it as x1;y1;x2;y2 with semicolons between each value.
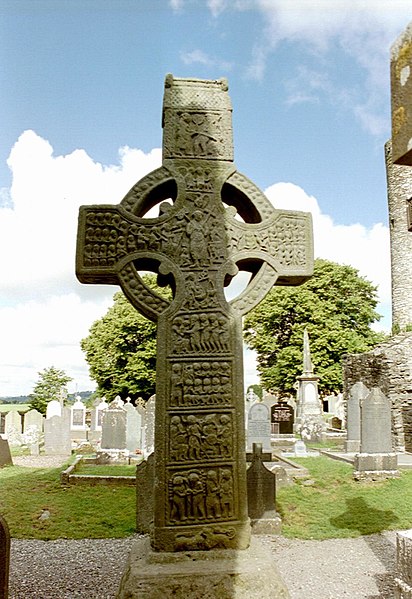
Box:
264;181;391;329
0;130;161;397
239;1;411;135
0;131;391;396
180;49;233;71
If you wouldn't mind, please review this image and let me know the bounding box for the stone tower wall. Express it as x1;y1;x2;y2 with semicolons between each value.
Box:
386;140;412;331
343;333;412;452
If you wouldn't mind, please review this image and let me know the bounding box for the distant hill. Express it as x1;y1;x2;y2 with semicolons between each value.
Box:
0;391;95;405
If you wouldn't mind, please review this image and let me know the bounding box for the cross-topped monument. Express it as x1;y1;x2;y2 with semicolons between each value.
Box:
76;75;313;553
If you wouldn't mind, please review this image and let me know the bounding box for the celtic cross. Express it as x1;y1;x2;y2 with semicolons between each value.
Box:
76;75;313;552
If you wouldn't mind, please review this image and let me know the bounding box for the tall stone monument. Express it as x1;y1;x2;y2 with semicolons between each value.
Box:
77;75;312;595
295;329;323;440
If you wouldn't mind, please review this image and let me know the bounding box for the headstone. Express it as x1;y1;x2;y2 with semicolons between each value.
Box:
353;387;399;480
77;74;311;594
4;411;22;446
293;439;308;457
23;409;43;434
46;399;62;419
247;443;280;535
0;439;13;467
271;401;294;435
124;398;141;453
345;382;368;453
247;402;272;452
391;21;412;166
44;408;71;455
143;395;155;457
101;399;127;451
70;396;87;429
0;514;10;599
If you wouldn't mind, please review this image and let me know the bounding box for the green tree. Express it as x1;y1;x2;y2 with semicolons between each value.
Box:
243;259;386;396
29;366;72;415
81;276;171;402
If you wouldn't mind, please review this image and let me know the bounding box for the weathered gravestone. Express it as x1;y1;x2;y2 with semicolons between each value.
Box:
345;381;368;453
4;411;22;446
0;438;12;468
44;408;71;456
100;397;127;455
353;387;399;480
0;514;10;599
143;394;155;457
247;402;272;452
247;443;280;535
77;75;312;596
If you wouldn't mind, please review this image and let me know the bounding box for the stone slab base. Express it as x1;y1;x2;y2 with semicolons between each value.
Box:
353;453;399;480
116;536;290;599
395;530;412;598
353;469;400;481
251;511;282;535
344;440;360;453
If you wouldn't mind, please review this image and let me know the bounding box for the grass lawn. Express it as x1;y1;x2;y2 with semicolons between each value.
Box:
277;457;412;540
0;463;136;540
2;455;412;541
75;462;137;476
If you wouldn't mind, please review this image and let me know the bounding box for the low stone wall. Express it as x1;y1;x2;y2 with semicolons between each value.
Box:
343;333;412;452
60;455;135;486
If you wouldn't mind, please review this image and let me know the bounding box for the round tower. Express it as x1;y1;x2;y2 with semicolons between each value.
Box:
385;140;412;331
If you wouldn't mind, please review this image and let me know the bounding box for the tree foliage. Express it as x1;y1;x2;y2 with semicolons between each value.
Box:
81;276;171;402
28;366;72;415
243;259;386;396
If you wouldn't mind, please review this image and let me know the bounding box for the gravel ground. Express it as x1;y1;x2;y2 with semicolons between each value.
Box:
7;456;399;598
8;532;398;598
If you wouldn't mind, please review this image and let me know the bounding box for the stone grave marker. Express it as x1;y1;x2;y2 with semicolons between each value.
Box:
70;396;88;441
0;514;10;599
4;410;22;446
101;398;127;452
77;75;312;595
0;438;13;467
271;401;294;435
23;408;44;434
143;394;155;457
46;399;61;420
247;443;280;534
124;398;141;453
345;381;368;453
354;387;399;480
247;402;272;452
44;408;71;455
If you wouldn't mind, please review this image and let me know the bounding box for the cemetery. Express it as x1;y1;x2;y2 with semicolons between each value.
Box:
2;17;412;599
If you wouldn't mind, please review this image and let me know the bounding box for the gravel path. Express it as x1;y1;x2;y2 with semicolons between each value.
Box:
7;456;398;598
8;532;397;598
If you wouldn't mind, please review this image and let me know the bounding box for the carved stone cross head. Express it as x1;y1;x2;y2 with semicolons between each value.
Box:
76;75;313;552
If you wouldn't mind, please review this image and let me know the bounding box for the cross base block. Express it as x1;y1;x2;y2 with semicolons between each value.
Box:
116;536;290;599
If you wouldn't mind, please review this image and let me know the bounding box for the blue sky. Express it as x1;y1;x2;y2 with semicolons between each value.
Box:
0;0;411;396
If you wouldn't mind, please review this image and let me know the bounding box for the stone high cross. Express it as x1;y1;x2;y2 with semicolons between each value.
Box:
76;75;313;552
